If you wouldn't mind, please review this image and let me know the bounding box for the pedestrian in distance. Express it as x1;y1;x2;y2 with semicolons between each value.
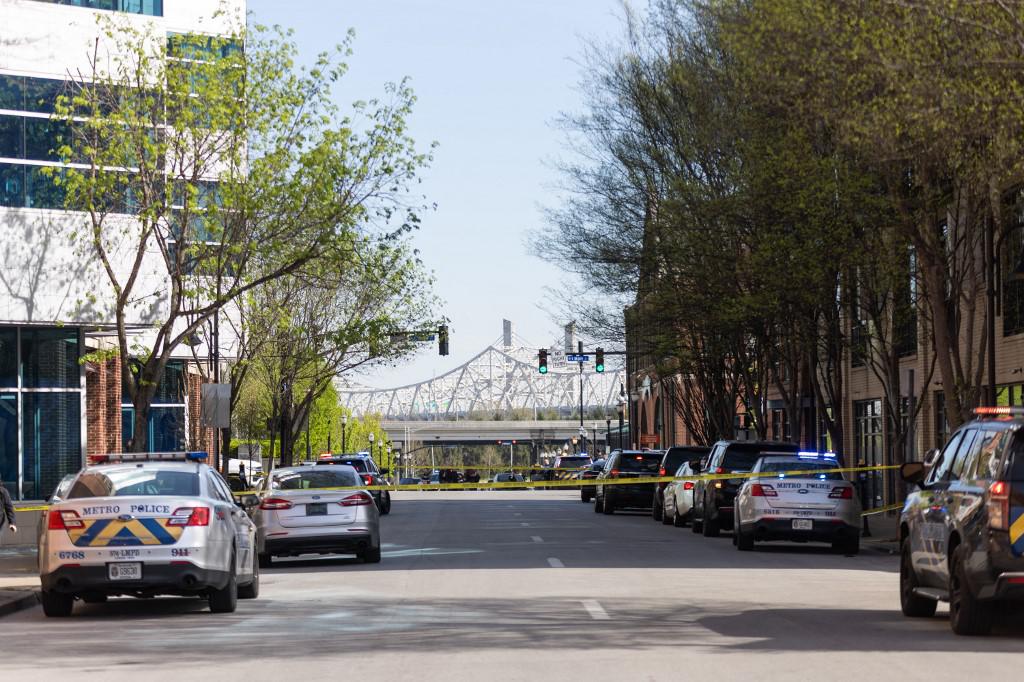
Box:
238;463;248;490
0;478;17;539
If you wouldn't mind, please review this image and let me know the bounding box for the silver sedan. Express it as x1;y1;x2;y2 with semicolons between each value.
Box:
662;461;699;527
248;465;381;566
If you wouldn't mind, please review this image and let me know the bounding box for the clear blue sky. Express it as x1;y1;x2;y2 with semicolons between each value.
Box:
248;0;625;388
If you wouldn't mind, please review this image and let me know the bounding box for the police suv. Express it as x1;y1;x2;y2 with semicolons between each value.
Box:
733;452;861;554
899;407;1024;635
38;451;258;617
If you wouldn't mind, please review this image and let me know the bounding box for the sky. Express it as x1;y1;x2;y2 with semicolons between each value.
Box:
247;0;625;389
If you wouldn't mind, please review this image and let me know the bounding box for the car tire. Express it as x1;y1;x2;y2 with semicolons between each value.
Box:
735;521;754;551
239;553;260;600
833;537;860;555
702;504;720;537
691;514;703;533
40;589;74;617
673;507;687;527
900;542;937;618
209;553;238;614
594;494;604;513
602;496;615;514
949;545;994;636
360;545;382;564
662;503;674;525
257;551;272;569
652;496;663;521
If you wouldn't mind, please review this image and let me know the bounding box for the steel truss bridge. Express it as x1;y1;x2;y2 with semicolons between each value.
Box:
338;334;625;420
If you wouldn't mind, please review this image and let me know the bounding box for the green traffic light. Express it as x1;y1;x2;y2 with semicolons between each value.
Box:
539;365;548;374
595;364;604;373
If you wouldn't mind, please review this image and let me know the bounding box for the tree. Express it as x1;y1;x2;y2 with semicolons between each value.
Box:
53;14;432;451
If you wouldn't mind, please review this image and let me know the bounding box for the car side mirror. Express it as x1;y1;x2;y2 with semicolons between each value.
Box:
238;494;259;509
922;448;940;466
900;462;927;486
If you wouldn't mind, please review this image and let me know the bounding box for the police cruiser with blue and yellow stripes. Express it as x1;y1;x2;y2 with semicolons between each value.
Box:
38;451;258;617
899;406;1024;636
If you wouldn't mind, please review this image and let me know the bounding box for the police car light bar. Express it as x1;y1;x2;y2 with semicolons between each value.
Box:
973;407;1024;416
797;451;837;459
91;451;209;464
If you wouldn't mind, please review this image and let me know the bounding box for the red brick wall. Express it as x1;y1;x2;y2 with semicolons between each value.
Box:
85;355;122;456
187;371;214;453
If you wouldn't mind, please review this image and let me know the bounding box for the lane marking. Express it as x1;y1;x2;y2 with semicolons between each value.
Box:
581;600;610;620
520;522;530;527
547;557;564;568
531;536;543;543
514;512;522;516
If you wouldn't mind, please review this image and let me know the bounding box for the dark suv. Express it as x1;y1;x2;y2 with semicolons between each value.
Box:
316;454;391;514
899;407;1024;635
691;440;799;537
594;450;663;514
651;446;711;522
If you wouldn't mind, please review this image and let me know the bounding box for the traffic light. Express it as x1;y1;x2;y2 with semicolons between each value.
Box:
538;348;548;374
438;324;449;356
595;347;605;373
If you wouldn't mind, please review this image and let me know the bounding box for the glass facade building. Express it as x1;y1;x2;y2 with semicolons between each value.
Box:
0;327;84;501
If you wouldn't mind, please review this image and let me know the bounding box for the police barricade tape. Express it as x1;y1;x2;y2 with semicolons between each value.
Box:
15;464;900;514
860;502;904;516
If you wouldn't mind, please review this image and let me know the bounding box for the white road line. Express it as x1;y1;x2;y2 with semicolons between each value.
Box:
514;512;522;516
547;557;564;568
581;600;610;620
520;522;530;527
531;536;543;543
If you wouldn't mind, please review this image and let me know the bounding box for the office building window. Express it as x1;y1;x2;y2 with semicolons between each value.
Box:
21;328;80;388
0;394;16;500
21;392;81;500
855;398;884;508
122;360;187;452
26;0;163;17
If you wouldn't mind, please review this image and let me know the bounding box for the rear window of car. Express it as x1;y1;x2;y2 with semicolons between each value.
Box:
271;469;359;489
758;460;843;480
663;447;707;472
617;452;662;472
722;444;798;472
67;468;200;498
318;458;368;472
557;457;592;468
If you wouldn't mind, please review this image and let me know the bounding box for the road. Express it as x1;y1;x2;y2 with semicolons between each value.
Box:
1;490;1023;681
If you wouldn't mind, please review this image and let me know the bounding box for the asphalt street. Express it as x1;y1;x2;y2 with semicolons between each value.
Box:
2;490;1023;681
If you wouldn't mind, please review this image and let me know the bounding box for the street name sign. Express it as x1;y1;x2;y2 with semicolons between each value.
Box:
566;354;590;362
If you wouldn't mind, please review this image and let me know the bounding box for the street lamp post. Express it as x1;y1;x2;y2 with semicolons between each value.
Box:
341;414;348;453
605;418;611;456
368;431;375;455
617;382;626;451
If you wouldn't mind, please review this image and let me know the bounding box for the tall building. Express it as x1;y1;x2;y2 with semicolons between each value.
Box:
0;0;244;500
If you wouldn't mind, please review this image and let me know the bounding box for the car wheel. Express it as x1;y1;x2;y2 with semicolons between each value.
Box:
594;493;604;513
662;502;674;525
239;553;260;600
360;545;382;564
602;493;615;515
652;496;663;521
833;537;860;555
382;492;392;515
673;506;686;527
949;545;994;635
702;499;720;537
40;590;74;617
209;552;238;614
691;513;703;533
257;551;272;569
735;518;754;551
900;542;937;618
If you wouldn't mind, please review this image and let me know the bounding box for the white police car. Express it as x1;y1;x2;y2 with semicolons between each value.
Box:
38;451;258;617
733;452;861;554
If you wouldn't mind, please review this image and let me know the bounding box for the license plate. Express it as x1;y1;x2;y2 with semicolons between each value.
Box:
107;562;142;581
306;503;327;516
792;519;813;530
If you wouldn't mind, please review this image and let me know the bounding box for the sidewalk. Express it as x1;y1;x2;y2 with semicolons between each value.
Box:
0;545;40;617
861;511;900;555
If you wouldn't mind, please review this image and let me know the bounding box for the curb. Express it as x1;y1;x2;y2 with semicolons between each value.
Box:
0;590;39;618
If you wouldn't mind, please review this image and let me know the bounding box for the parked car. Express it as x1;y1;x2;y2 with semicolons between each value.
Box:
594;450;663;514
652;446;711;522
39;451;258;617
662;460;703;526
580;459;606;502
732;453;860;553
315;453;390;514
691;440;800;537
491;472;527;490
398;477;421;486
898;406;1024;635
249;464;381;566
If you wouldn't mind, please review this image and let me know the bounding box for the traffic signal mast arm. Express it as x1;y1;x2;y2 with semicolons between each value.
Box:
390;324;450;356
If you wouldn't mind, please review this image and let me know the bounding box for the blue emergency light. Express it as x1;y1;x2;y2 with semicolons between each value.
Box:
797;451;837;459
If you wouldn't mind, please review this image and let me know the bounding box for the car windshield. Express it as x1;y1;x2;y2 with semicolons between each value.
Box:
320;459;368;472
758;460;843;480
66;468;200;498
557;457;591;468
271;469;359;490
617;453;662;472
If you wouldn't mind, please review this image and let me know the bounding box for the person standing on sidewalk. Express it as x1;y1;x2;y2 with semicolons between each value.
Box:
0;478;17;539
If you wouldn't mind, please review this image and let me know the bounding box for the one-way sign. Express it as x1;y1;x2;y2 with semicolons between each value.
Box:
566;354;590;362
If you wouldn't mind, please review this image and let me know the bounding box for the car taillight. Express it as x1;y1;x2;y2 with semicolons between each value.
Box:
683;481;694;490
750;484;777;497
988;480;1010;530
828;486;854;499
168;507;211;526
259;497;294;511
340;492;373;507
48;509;84;530
658;467;666;476
610;469;620;477
362;474;375;485
715;467;725;474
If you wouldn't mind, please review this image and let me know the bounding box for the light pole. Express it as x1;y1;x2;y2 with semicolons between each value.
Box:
341;413;348;453
617;382;626;452
368;431;375;457
605;418;611;456
579;425;587;454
